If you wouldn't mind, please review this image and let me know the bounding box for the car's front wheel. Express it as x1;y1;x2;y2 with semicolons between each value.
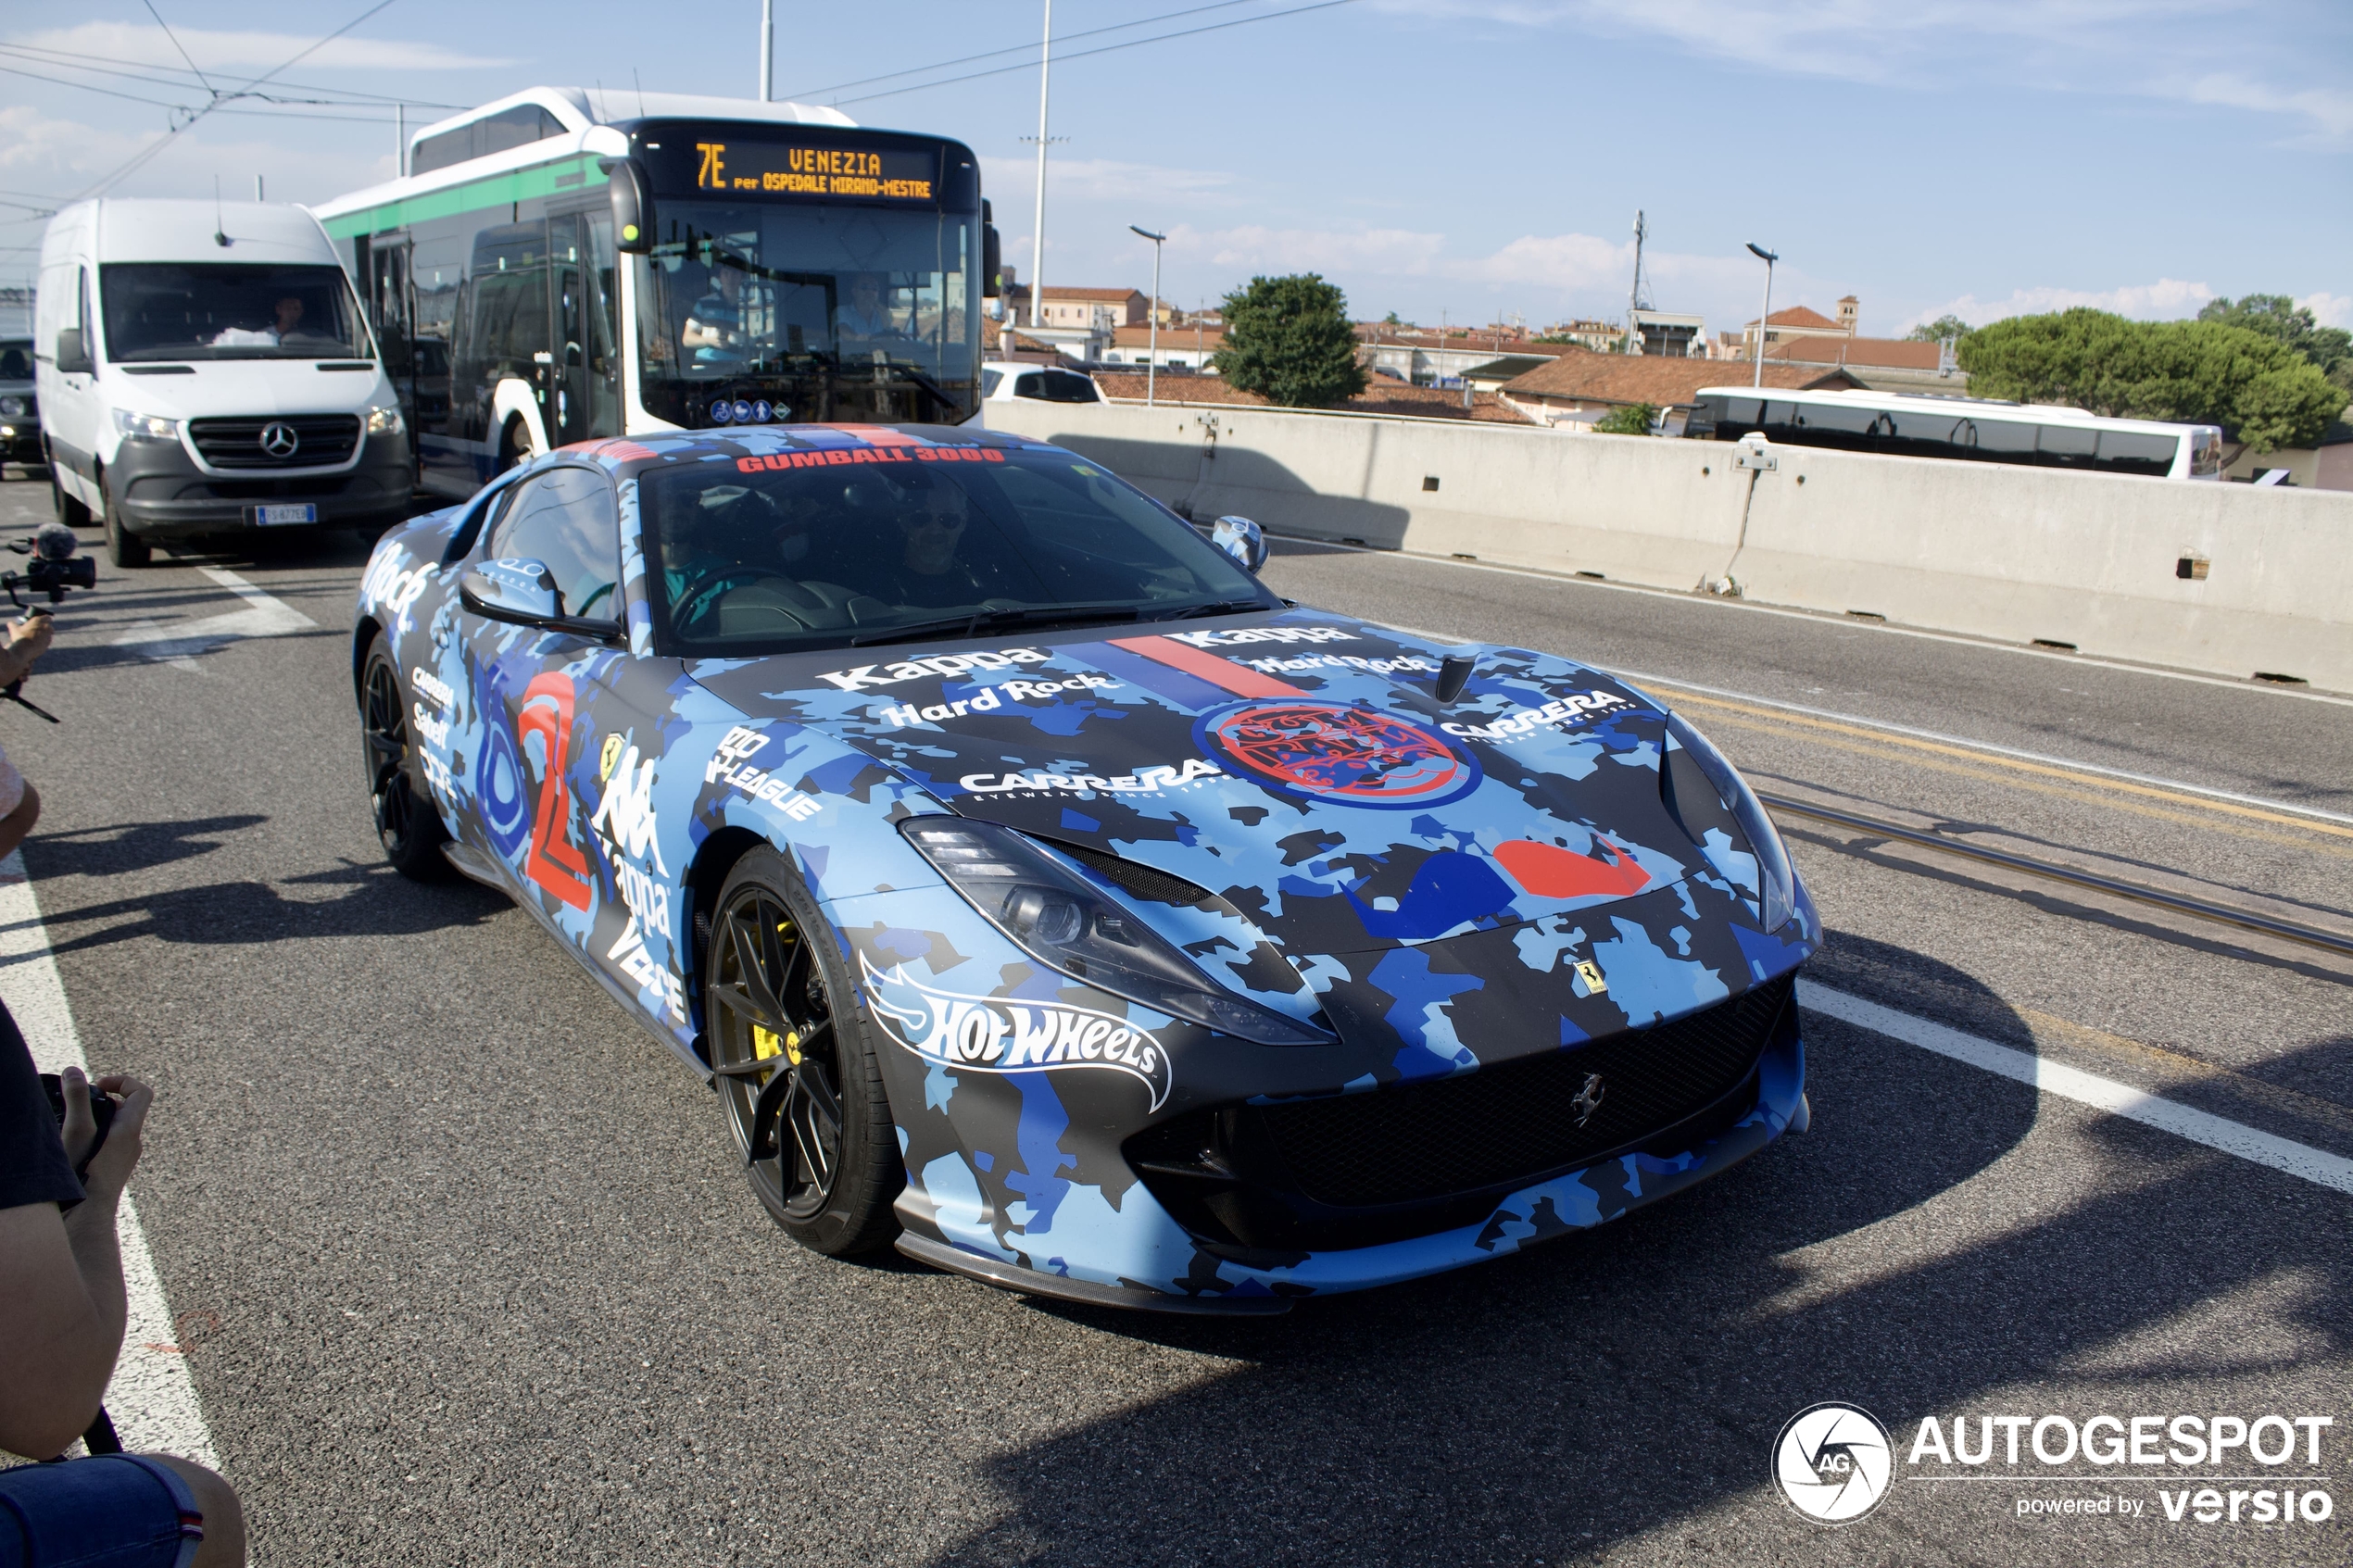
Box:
359;634;449;880
706;847;902;1255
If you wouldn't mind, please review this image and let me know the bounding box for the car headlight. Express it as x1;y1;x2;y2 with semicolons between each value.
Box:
112;409;180;443
1660;710;1795;933
366;404;405;435
0;396;24;418
900;817;1330;1046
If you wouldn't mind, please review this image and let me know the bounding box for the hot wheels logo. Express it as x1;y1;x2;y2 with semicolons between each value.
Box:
859;953;1172;1110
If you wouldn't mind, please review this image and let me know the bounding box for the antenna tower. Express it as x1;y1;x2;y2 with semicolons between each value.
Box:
1625;209;1650;354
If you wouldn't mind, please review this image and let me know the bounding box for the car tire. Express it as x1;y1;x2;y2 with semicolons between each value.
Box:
102;483;151;569
359;633;451;881
49;456;91;529
706;847;903;1256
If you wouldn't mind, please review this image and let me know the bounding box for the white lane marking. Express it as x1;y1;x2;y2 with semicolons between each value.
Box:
1799;980;2353;1198
114;562;317;671
1364;621;2353;827
1287;535;2353;708
0;849;219;1467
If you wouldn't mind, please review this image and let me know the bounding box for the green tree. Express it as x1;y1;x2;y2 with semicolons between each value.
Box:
1214;273;1369;408
1906;314;1972;344
2198;295;2353;394
1957;307;2348;452
1591;402;1657;435
1381;310;1403;326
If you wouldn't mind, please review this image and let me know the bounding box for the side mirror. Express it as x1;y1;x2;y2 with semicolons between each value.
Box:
1208;515;1267;573
55;328;92;374
600;157;656;254
459;557;619;641
981;201;1001;299
460;558;561;623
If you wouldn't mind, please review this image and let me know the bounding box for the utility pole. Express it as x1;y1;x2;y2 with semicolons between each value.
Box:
1027;0;1054;330
1625;209;1647;355
1745;243;1779;388
760;0;774;101
395;104;405;177
1130;225;1165;408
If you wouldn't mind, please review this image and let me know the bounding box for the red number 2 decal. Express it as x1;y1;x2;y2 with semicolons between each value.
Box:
517;671;593;910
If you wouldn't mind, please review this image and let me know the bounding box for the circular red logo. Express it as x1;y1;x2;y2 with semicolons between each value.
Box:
1198;702;1479;809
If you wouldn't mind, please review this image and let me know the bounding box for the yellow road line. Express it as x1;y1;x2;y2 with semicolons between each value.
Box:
1650;683;2353;842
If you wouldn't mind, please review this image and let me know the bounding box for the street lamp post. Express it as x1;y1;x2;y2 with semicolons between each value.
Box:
1745;242;1779;388
1129;224;1165;407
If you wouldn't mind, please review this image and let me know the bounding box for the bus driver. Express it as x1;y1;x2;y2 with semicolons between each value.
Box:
681;264;749;368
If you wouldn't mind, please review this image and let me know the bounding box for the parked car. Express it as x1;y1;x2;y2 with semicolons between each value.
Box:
0;337;39;470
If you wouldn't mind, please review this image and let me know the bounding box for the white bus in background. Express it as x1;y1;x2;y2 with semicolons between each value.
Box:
311;86;1000;502
1688;386;2225;481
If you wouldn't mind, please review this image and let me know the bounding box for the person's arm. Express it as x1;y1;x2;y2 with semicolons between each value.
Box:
0;1068;149;1459
0;614;51;690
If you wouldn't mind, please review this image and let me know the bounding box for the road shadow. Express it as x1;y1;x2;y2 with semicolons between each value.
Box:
25;858;507;958
28;815;269;879
917;936;2350;1565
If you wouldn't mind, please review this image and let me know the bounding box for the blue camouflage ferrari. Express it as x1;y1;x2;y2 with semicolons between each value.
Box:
353;422;1817;1312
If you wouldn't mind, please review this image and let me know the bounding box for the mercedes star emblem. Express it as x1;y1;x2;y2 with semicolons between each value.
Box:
258;421;299;458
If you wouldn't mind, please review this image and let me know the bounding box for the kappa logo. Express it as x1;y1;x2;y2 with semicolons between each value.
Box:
859;953;1171;1110
815;646;1053;692
1774;1403;1894;1524
1201;701;1479;809
1165;626;1356;649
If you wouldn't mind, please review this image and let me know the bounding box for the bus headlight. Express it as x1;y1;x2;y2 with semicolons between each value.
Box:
365;404;405;435
112;409;180;444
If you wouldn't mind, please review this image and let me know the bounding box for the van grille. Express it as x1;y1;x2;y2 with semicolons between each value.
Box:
188;414;360;470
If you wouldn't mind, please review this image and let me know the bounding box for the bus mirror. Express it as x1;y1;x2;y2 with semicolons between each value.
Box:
983;223;1002;299
600;158;656;254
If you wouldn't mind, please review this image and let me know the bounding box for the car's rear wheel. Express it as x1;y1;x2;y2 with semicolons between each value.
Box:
706;848;902;1255
359;634;450;880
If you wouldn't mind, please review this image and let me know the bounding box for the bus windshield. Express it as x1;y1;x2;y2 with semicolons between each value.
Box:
635;202;978;428
100;263;370;361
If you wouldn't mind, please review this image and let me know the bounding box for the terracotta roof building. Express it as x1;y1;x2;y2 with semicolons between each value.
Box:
1000;286;1150;331
1758;334;1967;395
1497;348;1858;433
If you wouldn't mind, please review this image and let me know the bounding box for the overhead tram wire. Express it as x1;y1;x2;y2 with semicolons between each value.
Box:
61;0;406;203
0;42;463;112
780;0;1256;103
140;0;216;95
822;0;1361;108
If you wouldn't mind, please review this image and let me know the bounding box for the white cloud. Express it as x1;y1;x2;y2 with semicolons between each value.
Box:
1899;278;2215;331
9;21;504;75
979;156;1236;209
2175;71;2353;146
2301;292;2353;330
0;106;394;217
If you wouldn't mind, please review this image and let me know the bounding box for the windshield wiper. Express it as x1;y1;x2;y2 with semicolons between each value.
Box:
1152;597;1272;621
847;600;1148;648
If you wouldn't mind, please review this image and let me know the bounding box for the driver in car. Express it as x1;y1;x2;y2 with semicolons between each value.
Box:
857;470;1027;609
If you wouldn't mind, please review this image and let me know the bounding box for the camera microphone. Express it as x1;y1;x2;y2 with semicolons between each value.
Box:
32;523;78;564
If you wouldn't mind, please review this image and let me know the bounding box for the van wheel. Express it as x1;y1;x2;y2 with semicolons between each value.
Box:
104;486;152;569
49;457;91;529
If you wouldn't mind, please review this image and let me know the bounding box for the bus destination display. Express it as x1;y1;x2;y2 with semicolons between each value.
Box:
695;142;935;202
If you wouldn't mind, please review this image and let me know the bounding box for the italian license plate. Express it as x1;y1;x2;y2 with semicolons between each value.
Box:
254;503;317;527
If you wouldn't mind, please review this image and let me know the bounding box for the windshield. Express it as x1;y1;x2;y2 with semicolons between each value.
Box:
0;339;31;382
639;443;1270;655
99;263;370;362
634;202;978;429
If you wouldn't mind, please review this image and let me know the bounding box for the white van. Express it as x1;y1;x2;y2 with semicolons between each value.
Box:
36;200;414;566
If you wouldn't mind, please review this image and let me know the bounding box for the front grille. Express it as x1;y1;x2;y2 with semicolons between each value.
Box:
1264;976;1792;1208
1129;974;1793;1253
189;414;360;469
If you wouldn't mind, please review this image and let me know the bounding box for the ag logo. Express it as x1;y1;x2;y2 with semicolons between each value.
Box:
1773;1403;1893;1524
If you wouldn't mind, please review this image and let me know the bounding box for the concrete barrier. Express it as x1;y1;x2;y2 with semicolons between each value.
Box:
985;398;2353;692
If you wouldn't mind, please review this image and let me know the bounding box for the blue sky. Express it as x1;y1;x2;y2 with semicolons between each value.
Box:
4;1;2347;337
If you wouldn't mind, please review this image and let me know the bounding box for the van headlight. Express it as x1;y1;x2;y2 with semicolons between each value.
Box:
112;409;180;444
365;404;405;435
900;818;1330;1045
1660;710;1795;933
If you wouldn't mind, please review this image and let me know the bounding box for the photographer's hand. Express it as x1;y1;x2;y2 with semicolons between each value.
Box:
0;615;50;691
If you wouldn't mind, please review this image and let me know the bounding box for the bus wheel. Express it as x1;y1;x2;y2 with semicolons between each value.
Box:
498;420;533;474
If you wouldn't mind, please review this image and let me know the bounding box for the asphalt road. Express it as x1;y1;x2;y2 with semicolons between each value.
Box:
1;475;2346;1568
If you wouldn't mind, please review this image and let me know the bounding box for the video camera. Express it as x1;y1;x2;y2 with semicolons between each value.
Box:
4;523;96;609
0;524;93;722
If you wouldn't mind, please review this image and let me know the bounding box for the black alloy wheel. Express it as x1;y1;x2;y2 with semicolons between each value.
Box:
359;635;449;880
706;848;902;1255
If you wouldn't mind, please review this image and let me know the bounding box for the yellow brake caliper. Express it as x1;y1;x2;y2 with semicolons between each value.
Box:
749;922;802;1071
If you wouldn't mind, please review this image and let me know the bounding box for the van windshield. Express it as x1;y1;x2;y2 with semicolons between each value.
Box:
99;263;370;362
